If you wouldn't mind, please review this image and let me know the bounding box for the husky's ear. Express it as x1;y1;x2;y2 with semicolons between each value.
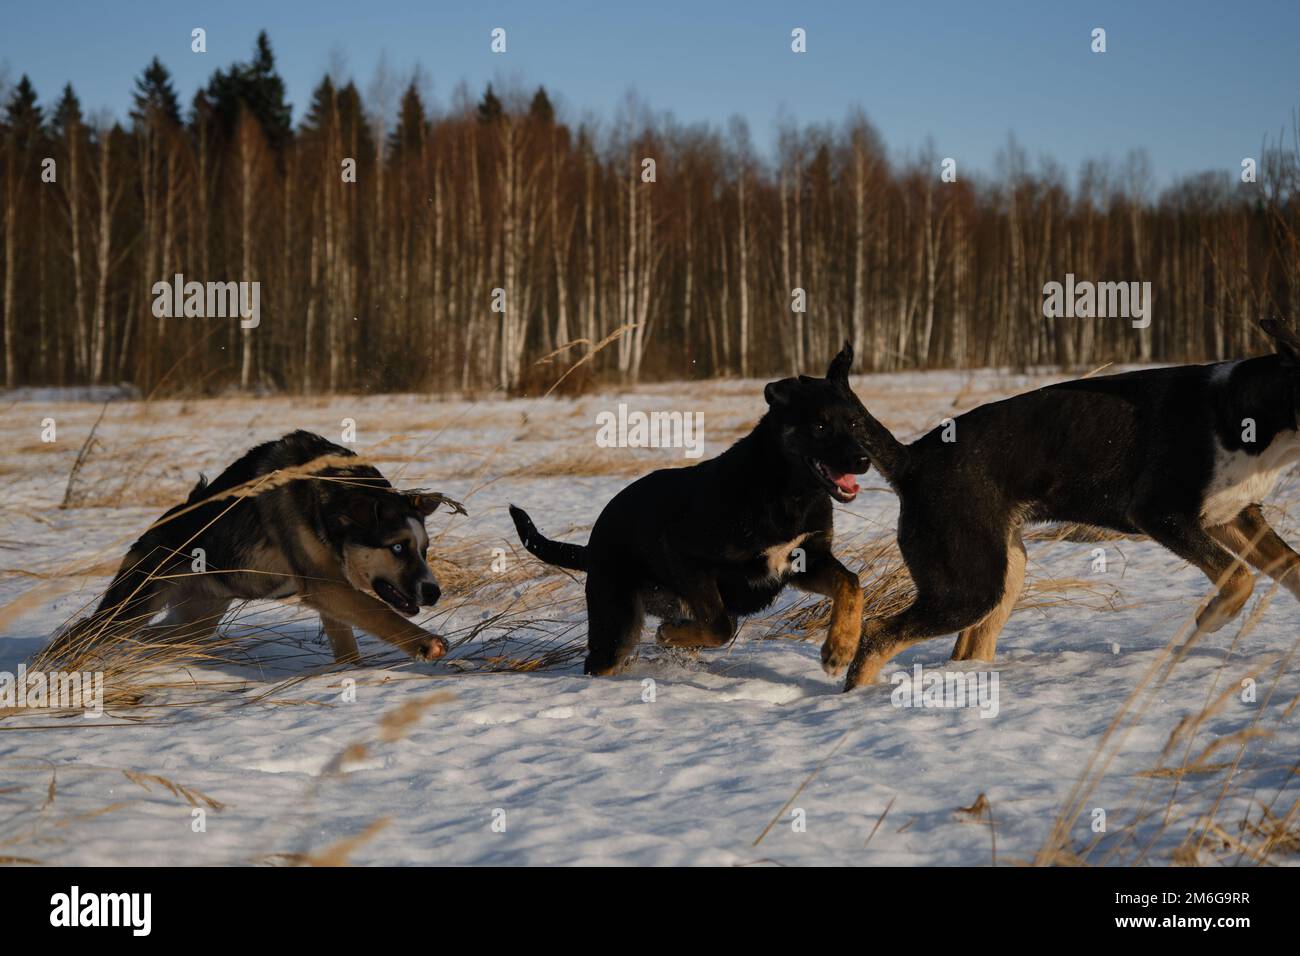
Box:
826;340;853;383
336;492;379;529
1260;319;1300;366
405;491;468;518
764;377;801;407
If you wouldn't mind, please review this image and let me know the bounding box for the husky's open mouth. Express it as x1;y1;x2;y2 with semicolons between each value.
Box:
373;579;419;616
809;459;860;503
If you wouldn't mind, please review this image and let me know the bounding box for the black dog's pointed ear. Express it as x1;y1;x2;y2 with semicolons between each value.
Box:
826;340;853;383
1260;318;1300;366
405;490;468;518
764;377;801;407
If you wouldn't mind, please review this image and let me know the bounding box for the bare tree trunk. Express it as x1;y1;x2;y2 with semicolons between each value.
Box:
239;123;256;389
737;171;749;376
682;197;694;367
2;144;19;388
499;118;518;390
618;151;637;377
920;177;940;364
325;116;340;391
432;164;444;374
63;118;89;379
550;127;570;347
852;145;868;363
780;166;792;372
90;128;116;384
584;149;597;350
631;183;653;381
793;156;805;372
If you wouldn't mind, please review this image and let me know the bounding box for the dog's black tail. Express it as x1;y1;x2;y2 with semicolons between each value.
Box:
509;505;588;572
859;410;909;486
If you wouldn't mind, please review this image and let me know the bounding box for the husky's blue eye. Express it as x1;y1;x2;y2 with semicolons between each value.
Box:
391;543;404;555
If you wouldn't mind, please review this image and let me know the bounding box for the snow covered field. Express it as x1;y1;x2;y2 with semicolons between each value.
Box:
1;369;1296;866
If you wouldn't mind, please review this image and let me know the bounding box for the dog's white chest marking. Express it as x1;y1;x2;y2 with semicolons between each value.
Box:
1202;429;1300;526
762;533;809;580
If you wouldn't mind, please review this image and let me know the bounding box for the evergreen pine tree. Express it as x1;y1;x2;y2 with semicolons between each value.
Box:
300;75;337;133
130;58;181;129
52;83;82;136
389;81;427;158
477;83;502;124
5;75;44;141
205;31;292;150
528;86;554;125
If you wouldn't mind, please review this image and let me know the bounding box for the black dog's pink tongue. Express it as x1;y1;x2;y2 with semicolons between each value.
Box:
829;470;859;495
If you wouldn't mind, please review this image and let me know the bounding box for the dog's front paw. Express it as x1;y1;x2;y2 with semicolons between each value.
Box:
413;635;448;661
820;638;853;676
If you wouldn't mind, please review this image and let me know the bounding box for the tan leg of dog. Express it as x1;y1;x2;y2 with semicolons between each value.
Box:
321;615;361;664
1133;513;1253;634
653;575;735;649
843;616;909;689
952;533;1025;662
1170;541;1253;634
656;617;734;648
792;557;863;675
301;582;446;660
1211;505;1300;599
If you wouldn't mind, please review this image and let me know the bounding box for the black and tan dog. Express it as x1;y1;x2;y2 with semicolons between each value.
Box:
510;344;870;676
67;430;464;663
839;319;1300;691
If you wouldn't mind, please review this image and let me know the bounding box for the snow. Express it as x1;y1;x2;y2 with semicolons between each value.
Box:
0;369;1295;866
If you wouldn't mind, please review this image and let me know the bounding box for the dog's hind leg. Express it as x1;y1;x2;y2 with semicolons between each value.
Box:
142;596;232;645
952;530;1026;662
1134;512;1253;633
87;545;175;633
52;545;177;663
1210;505;1300;600
655;576;736;651
320;615;361;665
584;568;645;676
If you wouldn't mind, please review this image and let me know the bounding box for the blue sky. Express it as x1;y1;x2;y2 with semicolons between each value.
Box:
2;0;1297;185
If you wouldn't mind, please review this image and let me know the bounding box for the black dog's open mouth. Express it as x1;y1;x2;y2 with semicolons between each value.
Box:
809;459;860;503
373;580;419;616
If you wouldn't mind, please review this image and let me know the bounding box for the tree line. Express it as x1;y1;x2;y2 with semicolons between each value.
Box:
1;32;1297;395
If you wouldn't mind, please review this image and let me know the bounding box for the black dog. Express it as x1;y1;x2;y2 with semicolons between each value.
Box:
511;345;871;675
841;319;1300;691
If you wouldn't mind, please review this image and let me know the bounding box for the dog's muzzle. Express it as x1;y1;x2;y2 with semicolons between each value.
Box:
810;458;862;503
